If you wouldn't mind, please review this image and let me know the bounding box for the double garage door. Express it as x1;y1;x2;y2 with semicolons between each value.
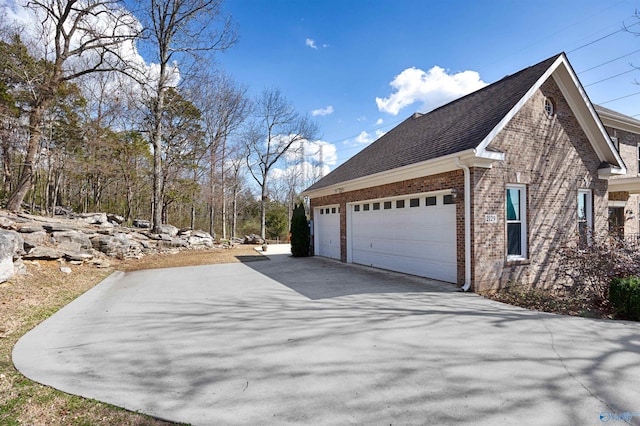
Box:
315;193;457;283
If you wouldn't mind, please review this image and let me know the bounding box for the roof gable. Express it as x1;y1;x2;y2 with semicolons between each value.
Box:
304;53;625;195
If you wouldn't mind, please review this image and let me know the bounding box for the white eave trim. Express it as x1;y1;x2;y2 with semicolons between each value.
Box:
608;176;640;194
303;149;499;199
475;54;626;176
599;167;626;179
597;109;640;134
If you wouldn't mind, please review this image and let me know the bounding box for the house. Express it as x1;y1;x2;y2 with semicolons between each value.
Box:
596;105;640;238
302;52;634;293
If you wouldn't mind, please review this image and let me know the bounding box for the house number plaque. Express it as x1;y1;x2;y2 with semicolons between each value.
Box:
485;214;498;223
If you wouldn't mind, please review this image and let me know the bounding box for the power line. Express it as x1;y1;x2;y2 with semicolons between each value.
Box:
584;68;637;87
568;21;640;53
598;90;640;105
577;48;640;73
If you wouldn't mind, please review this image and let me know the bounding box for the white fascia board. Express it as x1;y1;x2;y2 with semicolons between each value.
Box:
551;61;627;175
475;55;564;156
475;54;626;176
303;149;484;199
598;110;640;134
608;176;640;194
599;167;627;179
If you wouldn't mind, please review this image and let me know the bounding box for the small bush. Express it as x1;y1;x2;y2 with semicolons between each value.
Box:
609;277;640;321
290;203;310;257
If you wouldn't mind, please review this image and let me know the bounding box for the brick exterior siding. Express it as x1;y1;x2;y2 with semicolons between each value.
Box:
309;77;611;293
471;78;608;292
605;125;640;236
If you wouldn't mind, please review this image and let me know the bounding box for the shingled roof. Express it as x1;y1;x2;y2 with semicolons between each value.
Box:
305;53;563;192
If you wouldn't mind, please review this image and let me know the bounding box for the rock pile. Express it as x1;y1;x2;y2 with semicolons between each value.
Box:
0;210;225;283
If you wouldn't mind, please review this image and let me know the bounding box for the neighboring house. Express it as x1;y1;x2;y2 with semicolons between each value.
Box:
596;105;640;238
302;53;630;293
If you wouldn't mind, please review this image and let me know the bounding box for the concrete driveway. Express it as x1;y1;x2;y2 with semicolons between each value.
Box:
13;246;640;425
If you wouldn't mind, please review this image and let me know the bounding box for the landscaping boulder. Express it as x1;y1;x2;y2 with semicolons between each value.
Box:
244;234;264;244
0;229;24;282
22;231;50;251
158;224;179;237
91;233;130;256
188;231;214;248
77;212;108;225
23;246;64;260
52;230;93;254
107;214;125;224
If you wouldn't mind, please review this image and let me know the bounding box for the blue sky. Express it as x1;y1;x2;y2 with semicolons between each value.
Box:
218;0;640;169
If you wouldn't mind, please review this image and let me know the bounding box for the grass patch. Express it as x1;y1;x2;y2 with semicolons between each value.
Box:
1;244;262;425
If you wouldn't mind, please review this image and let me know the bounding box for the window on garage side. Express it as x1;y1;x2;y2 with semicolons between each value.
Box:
354;205;360;212
409;198;420;207
426;196;436;206
396;200;405;208
578;189;592;244
363;203;370;211
373;202;380;210
443;194;455;204
506;184;527;259
331;207;336;214
384;201;392;209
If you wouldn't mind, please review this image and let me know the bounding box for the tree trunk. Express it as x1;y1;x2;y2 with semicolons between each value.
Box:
221;136;227;239
260;174;268;239
232;186;237;239
151;91;165;233
6;104;46;211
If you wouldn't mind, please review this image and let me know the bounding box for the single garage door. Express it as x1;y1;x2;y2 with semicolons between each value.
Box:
349;194;457;283
314;205;340;260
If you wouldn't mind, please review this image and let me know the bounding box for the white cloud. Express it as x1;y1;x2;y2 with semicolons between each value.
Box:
350;129;386;146
375;118;383;125
356;116;367;122
305;38;317;49
354;131;373;145
311;105;334;116
376;66;487;115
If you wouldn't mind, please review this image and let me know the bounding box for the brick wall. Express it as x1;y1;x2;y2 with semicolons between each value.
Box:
604;125;640;236
471;78;608;292
309;78;612;293
310;170;466;284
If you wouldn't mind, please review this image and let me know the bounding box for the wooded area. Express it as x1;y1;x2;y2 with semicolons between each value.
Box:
0;0;325;240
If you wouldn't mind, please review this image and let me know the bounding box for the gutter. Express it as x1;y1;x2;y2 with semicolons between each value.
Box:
455;157;472;292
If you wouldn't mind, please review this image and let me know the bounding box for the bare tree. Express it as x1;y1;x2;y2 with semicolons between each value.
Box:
190;71;248;237
136;0;236;233
245;88;318;240
2;0;140;211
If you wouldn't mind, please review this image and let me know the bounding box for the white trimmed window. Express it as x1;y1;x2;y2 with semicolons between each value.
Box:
578;189;592;241
637;142;640;175
506;184;527;259
544;97;554;117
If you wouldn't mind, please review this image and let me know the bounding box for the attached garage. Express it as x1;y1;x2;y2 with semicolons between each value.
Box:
347;192;457;283
313;205;341;260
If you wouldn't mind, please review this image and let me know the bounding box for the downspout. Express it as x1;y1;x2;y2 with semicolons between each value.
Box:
455;157;472;292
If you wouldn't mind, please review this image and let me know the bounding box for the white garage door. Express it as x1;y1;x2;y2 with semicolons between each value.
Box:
349;194;457;283
314;205;341;260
